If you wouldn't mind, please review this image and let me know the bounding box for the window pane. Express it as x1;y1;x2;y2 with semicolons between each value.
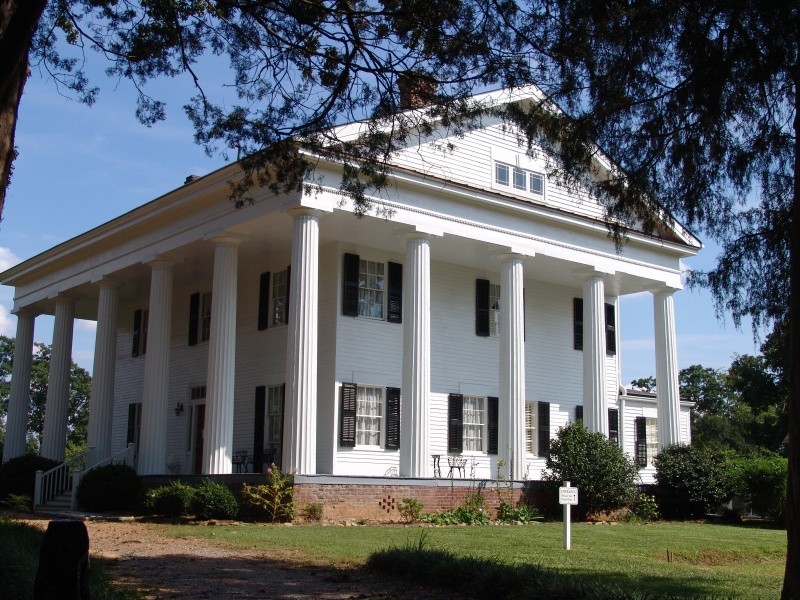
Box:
201;292;212;342
358;260;384;319
525;402;535;453
272;269;288;325
645;417;659;467
463;396;484;451
495;163;509;186
530;173;543;194
489;283;501;338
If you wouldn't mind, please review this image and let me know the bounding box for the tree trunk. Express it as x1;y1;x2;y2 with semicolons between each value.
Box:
0;0;47;222
783;68;800;600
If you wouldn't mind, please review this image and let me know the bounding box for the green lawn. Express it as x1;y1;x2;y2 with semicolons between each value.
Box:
160;521;786;598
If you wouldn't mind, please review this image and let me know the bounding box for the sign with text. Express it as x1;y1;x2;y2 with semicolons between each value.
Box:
559;485;578;506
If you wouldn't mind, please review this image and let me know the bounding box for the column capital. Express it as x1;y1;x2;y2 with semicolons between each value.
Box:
92;276;122;288
48;292;78;303
11;306;38;318
648;284;681;296
496;252;530;264
204;231;249;246
287;207;325;220
144;257;175;270
394;225;443;240
573;266;615;281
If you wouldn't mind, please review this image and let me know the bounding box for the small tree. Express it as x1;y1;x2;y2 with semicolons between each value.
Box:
654;445;734;519
543;422;637;517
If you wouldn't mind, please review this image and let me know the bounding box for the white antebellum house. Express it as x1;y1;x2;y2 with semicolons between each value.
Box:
2;86;698;484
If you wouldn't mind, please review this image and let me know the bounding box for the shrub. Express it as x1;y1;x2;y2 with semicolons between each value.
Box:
302;502;324;521
542;422;638;517
654;444;734;519
0;454;60;500
421;492;490;525
626;491;660;523
730;452;787;524
241;465;294;522
496;501;542;523
76;464;143;512
191;479;239;520
142;481;196;517
398;497;423;523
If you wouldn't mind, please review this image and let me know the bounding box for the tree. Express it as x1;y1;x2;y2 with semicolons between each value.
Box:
1;0;527;219
0;335;91;452
679;365;730;416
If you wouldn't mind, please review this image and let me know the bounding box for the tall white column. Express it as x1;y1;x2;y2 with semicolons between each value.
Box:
582;275;608;435
283;209;320;475
138;259;174;475
41;296;75;461
499;254;526;480
400;234;431;477
653;288;681;448
203;234;245;474
3;310;36;462
87;279;119;466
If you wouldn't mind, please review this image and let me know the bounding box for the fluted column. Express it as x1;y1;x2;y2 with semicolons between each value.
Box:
400;234;431;477
653;288;681;448
87;279;120;466
41;296;75;461
283;209;321;475
582;274;608;435
3;310;36;462
203;234;245;474
499;254;526;480
137;259;174;475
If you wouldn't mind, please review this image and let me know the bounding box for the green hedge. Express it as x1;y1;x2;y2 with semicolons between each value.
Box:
654;445;733;519
76;465;143;512
730;452;787;524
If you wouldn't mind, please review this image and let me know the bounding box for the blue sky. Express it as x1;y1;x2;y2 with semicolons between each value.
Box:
0;62;761;383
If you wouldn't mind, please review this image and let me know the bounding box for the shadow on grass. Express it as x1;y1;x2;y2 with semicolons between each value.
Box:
366;535;731;600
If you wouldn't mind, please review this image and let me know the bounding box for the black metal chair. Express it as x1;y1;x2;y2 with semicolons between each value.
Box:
233;450;248;473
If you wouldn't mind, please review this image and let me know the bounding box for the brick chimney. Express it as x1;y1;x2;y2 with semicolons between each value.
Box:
398;71;437;109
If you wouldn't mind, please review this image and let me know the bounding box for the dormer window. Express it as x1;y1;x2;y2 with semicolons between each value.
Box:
494;161;545;198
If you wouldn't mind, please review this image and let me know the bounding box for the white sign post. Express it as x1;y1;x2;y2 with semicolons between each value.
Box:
559;481;578;550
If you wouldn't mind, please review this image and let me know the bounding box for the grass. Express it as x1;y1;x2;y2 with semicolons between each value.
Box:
0;517;139;600
160;521;786;598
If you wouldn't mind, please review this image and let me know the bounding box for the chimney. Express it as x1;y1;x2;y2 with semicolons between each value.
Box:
398;71;437;110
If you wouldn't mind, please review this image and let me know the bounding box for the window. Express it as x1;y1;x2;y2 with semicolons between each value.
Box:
495;163;509;186
573;298;616;355
635;416;659;468
489;283;501;337
575;405;619;444
257;268;291;330
272;269;289;326
342;253;402;323
339;383;400;448
131;309;149;357
188;292;212;345
359;260;385;318
525;403;536;454
463;396;485;451
447;394;498;454
525;402;551;456
493;161;545;198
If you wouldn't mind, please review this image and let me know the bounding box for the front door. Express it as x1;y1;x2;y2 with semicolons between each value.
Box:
192;403;206;474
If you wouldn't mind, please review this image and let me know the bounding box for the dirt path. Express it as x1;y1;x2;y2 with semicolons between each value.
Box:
22;516;448;600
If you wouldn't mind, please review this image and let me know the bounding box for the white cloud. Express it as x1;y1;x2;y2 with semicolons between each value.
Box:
0;303;15;336
76;319;97;333
0;247;21;271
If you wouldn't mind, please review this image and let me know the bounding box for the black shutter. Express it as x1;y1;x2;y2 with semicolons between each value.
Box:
340;383;357;447
277;383;286;471
573;297;583;350
258;272;270;330
537;401;550;456
475;279;490;336
385;387;401;449
284;266;291;324
132;309;142;357
126;404;138;445
387;262;403;323
605;302;616;355
635;416;647;467
343;253;360;316
448;393;464;453
188;292;200;346
575;405;583;422
608;408;619;443
487;396;499;455
253;386;266;473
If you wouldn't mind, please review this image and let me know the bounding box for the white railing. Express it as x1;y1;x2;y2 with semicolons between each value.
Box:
34;444;135;511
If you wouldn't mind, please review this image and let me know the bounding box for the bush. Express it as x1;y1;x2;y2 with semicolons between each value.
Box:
730;452;787;524
142;481;196;517
76;464;143;512
421;492;490;525
542;422;638;517
191;479;239;520
626;491;660;523
654;444;733;519
241;465;294;522
0;454;61;501
398;498;423;523
302;502;324;521
496;501;542;523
